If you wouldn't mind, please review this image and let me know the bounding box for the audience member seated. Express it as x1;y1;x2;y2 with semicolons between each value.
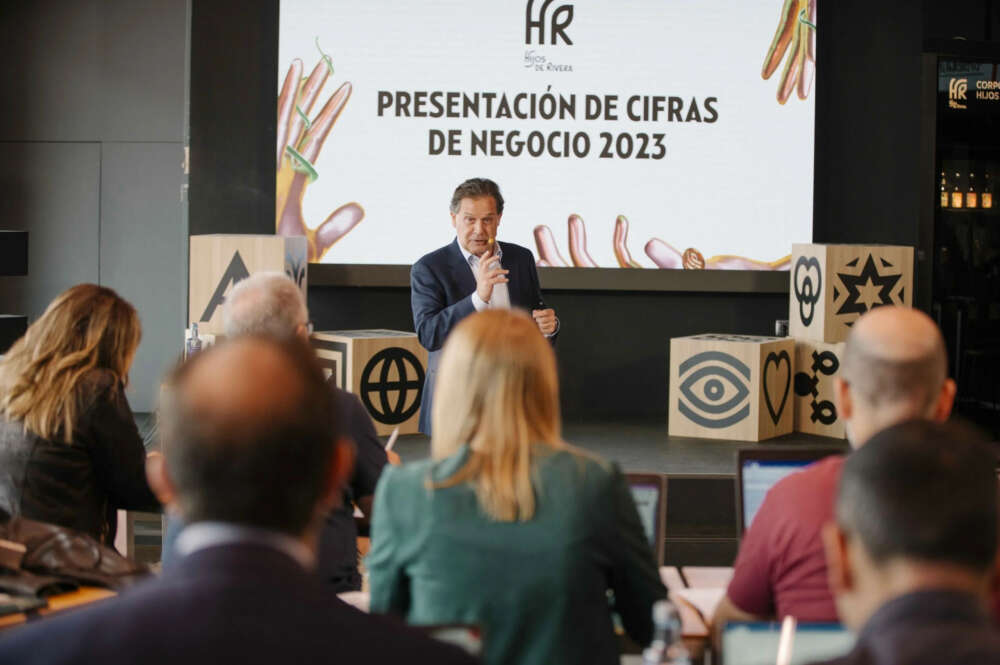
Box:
0;284;159;545
162;271;397;592
368;309;666;665
810;420;1000;665
712;306;956;639
0;337;476;665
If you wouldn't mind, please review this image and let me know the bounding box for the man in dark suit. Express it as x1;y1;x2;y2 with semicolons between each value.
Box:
0;337;476;665
222;271;399;592
161;272;398;593
411;178;558;434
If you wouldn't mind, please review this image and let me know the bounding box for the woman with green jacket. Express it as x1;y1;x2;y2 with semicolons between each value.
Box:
368;309;667;665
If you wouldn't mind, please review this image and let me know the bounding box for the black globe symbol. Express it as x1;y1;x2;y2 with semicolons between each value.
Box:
360;348;425;425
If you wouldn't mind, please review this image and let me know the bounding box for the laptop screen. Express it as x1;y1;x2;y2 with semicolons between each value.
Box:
740;459;816;531
723;622;854;665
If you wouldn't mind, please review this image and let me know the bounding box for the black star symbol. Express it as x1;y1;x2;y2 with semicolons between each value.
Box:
836;254;901;316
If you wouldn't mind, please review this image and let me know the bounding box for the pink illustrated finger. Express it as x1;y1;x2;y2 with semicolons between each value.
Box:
762;0;800;80
613;215;643;268
644;238;684;269
314;202;365;259
533;225;568;267
286;59;332;153
804;0;816;62
797;2;816;99
299;81;352;164
567;214;598;267
776;24;801;105
277;59;303;167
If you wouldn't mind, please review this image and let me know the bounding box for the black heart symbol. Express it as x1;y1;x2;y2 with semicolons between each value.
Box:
764;350;791;425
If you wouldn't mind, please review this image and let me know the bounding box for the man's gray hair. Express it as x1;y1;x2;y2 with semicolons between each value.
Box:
222;272;306;340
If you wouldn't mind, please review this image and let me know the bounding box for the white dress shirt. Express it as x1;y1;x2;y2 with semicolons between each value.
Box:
175;521;315;570
457;238;558;337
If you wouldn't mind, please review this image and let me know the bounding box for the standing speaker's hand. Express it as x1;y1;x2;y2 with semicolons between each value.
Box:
474;245;509;304
532;309;558;336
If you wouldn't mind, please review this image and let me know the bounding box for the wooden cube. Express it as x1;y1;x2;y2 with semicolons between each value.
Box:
311;330;428;436
189;234;308;335
669;334;795;442
793;339;847;439
789;243;913;344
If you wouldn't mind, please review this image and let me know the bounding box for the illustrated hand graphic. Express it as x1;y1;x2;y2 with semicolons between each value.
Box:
276;43;364;261
534;215;790;270
762;0;816;104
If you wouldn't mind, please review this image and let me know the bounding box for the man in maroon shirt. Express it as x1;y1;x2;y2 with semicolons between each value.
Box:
711;306;956;642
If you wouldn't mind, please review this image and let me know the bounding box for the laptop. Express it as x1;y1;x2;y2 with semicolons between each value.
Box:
626;473;667;566
736;448;842;535
722;621;854;665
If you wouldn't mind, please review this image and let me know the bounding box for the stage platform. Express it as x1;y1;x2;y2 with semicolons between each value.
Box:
393;423;849;567
137;415;847;566
392;423;848;474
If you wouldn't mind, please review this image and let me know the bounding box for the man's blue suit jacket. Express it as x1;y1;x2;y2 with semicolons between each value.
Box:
0;542;476;665
411;238;550;434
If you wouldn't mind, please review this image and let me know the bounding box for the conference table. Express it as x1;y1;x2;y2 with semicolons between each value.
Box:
0;587;116;631
340;565;733;664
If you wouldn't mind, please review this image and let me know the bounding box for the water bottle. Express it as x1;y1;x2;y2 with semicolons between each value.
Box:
642;599;689;665
186;323;202;358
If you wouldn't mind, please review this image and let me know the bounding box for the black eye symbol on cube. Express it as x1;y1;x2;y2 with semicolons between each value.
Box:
677;351;751;428
794;350;839;425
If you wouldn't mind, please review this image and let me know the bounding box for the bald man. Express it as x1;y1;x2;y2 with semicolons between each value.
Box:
712;307;957;642
0;338;475;665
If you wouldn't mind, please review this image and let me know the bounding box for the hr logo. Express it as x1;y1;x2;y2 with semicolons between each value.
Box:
793;256;822;327
525;0;573;45
793;350;839;425
949;78;968;109
360;348;425;425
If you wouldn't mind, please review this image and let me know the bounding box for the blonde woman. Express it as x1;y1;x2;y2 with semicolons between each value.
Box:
368;309;666;665
0;284;159;544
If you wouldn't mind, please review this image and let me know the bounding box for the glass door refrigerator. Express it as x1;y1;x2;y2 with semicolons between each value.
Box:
931;55;1000;436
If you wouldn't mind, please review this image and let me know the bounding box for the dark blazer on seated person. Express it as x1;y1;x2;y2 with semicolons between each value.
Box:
0;538;477;665
410;238;552;434
0;369;159;545
368;445;666;665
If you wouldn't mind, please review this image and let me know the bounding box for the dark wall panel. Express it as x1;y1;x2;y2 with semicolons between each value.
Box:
0;143;101;318
188;0;277;236
99;0;187;142
100;142;186;409
309;285;787;422
0;1;101;142
924;0;993;43
812;0;925;250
